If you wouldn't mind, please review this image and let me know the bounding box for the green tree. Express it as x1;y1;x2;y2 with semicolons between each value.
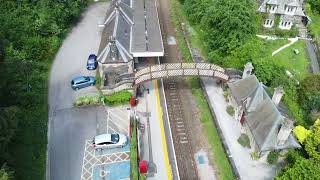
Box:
299;74;320;112
184;0;210;24
305;119;320;161
309;0;320;14
201;0;257;59
276;158;320;180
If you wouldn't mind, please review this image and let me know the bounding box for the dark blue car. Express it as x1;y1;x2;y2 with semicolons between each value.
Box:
87;54;98;70
71;76;96;90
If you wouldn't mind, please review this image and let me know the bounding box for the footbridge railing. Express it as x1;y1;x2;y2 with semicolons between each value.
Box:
134;63;229;85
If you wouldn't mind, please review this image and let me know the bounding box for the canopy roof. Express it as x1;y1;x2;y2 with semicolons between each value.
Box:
97;0;164;64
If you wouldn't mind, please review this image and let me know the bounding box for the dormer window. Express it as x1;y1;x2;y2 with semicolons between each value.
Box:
268;4;277;13
285;5;296;14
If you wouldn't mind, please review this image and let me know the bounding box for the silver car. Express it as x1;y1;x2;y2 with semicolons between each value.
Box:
92;133;127;150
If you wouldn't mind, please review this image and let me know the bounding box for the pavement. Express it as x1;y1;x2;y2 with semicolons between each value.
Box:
201;78;276;180
47;2;109;180
136;80;176;180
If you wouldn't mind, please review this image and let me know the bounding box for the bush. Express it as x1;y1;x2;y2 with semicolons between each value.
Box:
251;149;260;160
267;151;279;164
74;95;101;107
237;133;251;148
293;125;311;144
226;105;235;116
223;90;229;102
103;91;132;106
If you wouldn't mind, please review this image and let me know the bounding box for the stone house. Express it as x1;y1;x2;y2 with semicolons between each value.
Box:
227;63;300;155
258;0;306;30
97;0;163;94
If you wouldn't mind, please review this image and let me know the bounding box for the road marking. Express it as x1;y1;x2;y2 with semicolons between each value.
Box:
154;80;173;180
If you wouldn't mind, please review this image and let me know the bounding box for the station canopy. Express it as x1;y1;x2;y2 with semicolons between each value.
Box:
97;0;164;64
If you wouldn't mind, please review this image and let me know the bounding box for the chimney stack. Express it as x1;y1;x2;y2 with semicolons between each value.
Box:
277;118;294;146
272;86;284;106
242;62;254;79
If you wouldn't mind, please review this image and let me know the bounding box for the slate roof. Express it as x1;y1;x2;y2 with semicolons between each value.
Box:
97;0;163;64
258;0;306;17
228;75;301;152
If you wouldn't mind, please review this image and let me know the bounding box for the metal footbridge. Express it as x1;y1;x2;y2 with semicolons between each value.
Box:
134;63;229;86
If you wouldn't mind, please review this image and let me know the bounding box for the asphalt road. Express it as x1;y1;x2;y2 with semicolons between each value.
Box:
47;2;109;180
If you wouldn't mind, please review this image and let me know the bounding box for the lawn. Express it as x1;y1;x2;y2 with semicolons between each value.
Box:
272;40;309;80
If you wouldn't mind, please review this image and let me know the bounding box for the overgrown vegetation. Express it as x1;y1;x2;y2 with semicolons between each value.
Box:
130;116;138;179
0;1;89;179
237;134;251;148
267;151;279;164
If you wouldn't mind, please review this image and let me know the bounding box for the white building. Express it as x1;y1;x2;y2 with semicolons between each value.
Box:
258;0;306;30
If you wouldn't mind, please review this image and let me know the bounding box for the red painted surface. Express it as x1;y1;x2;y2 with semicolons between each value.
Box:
130;95;135;107
139;160;148;174
240;113;245;125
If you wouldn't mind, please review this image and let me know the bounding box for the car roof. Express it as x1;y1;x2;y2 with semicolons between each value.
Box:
88;54;96;58
73;76;87;83
94;134;112;144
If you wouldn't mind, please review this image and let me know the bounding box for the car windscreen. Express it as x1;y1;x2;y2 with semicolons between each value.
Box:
111;134;120;144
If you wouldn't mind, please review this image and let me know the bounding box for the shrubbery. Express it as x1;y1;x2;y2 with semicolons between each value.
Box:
74;91;132;107
267;151;279;164
293;125;311;143
74;95;102;107
226;105;235;116
237;134;251;148
103;91;132;106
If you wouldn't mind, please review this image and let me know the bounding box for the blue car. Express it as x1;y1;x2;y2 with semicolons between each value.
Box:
87;54;98;70
71;76;96;90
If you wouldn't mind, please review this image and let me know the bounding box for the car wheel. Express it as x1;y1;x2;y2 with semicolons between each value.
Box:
75;87;79;90
91;83;94;86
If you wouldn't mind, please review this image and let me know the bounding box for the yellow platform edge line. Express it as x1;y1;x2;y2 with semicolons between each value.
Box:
154;80;172;180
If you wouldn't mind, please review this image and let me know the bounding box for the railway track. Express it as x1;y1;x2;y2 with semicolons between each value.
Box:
163;78;198;180
155;0;199;178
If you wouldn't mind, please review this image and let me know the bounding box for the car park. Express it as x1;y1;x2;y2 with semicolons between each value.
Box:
93;133;127;150
71;76;96;90
86;54;98;70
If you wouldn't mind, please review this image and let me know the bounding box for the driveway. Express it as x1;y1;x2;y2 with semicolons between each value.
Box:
47;2;109;180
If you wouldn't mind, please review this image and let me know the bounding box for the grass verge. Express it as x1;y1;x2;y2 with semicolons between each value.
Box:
130;117;138;179
171;1;235;179
188;78;235;180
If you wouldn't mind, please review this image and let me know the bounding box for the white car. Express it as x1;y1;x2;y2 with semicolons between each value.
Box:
92;133;127;150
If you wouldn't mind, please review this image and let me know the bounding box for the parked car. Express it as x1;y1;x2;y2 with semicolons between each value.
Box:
71;76;96;90
92;133;127;150
86;54;98;70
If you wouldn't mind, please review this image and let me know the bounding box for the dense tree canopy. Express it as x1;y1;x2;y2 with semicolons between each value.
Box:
309;0;320;14
299;74;320;112
0;0;88;179
201;0;257;58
